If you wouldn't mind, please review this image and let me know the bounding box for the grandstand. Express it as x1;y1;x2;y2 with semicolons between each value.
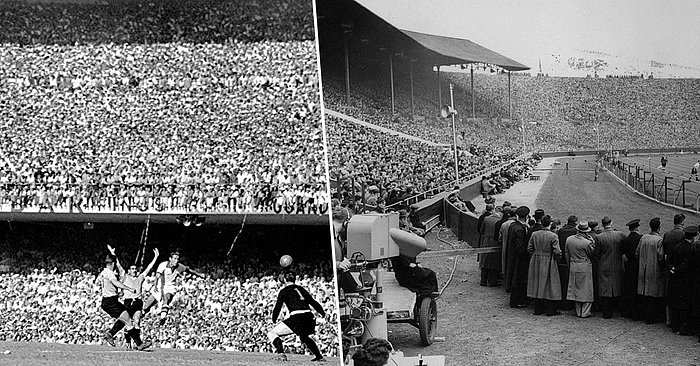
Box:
319;0;700;213
0;0;327;218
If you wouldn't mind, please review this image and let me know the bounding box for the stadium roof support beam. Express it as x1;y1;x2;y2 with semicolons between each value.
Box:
470;68;475;119
508;71;512;120
410;61;415;116
390;55;395;115
344;34;351;105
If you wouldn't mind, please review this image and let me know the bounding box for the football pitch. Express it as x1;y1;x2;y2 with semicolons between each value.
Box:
0;341;338;366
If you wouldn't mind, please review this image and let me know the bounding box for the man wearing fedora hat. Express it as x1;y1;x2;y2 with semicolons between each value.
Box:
565;221;596;318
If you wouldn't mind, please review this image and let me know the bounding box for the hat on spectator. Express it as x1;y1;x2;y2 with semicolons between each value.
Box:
577;221;591;233
515;206;530;218
625;219;640;229
485;196;495;204
683;225;698;234
398;209;408;218
485;204;494;212
534;209;545;220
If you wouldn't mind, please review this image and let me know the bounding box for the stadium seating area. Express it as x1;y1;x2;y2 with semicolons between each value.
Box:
0;0;325;214
323;60;700;207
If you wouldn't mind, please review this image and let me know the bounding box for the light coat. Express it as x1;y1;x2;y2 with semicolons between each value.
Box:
566;233;595;302
636;232;665;297
527;229;562;300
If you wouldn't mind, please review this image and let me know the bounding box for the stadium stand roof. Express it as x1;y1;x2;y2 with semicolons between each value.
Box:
317;0;529;71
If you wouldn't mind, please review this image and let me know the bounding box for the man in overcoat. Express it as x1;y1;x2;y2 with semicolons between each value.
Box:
667;225;696;335
636;217;665;324
663;213;686;326
527;215;562;316
480;210;502;287
621;219;643;320
500;209;516;292
566;221;596;318
558;215;579;310
593;216;626;318
508;206;530;308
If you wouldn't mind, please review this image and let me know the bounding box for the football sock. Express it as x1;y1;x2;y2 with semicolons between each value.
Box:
272;337;284;353
109;321;125;337
128;329;143;346
299;335;322;358
124;332;131;345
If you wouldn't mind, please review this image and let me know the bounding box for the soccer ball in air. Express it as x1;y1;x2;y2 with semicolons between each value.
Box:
279;255;293;268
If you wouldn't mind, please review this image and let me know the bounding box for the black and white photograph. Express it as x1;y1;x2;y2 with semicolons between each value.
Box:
320;0;700;365
0;0;339;365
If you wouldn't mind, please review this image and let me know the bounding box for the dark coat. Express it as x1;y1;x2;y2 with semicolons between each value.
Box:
501;219;515;291
594;228;626;297
507;220;529;289
479;215;502;271
391;255;438;297
557;224;578;264
690;240;700;317
667;239;693;310
621;231;642;300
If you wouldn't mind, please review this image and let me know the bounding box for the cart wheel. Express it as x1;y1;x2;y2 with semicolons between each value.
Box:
418;296;437;346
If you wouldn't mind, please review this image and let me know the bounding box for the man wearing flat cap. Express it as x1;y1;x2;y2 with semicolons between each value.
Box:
507;206;531;308
565;221;596;318
621;218;643;320
667;225;697;335
636;217;666;324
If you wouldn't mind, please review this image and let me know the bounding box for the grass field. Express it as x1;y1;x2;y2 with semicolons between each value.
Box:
386;155;700;365
0;341;338;366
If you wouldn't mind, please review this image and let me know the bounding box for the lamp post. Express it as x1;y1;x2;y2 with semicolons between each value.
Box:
593;125;600;152
450;84;459;182
441;83;459;183
520;123;526;153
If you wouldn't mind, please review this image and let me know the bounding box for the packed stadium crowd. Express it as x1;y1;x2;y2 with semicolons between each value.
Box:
0;0;325;214
0;236;338;356
326;113;537;210
473;201;700;342
0;0;315;45
447;72;700;151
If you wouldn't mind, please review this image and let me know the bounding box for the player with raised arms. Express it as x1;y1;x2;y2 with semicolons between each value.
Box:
107;245;159;349
142;249;206;325
96;252;152;351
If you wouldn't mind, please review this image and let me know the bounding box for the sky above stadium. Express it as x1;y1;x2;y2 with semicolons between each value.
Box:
356;0;700;77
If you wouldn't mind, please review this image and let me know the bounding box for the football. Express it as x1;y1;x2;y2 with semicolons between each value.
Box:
279;255;293;267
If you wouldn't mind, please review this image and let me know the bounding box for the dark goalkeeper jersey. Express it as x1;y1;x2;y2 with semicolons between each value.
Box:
272;284;325;322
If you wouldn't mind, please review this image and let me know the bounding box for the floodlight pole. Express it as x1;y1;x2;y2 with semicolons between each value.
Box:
450;83;459;182
508;71;512;120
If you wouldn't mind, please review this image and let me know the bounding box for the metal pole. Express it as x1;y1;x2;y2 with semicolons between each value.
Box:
437;65;441;107
470;67;475;119
410;61;415;117
344;36;350;105
390;55;395;116
521;125;525;153
450;83;459;182
508;71;512;120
